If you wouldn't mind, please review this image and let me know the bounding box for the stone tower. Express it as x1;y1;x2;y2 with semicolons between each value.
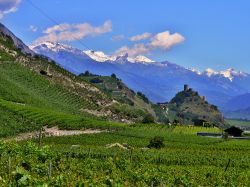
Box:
184;84;189;91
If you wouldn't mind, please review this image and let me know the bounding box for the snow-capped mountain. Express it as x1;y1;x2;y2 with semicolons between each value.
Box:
30;41;250;113
30;41;156;65
130;55;155;63
84;50;116;62
188;68;202;75
30;41;83;55
202;68;249;81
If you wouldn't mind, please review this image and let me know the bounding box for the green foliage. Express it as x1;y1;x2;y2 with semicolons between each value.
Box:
79;70;97;77
142;113;155;124
148;136;165;149
0;125;249;186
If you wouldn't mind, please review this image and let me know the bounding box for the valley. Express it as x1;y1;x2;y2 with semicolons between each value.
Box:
0;21;249;186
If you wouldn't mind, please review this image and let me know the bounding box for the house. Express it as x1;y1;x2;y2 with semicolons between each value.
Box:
224;126;243;137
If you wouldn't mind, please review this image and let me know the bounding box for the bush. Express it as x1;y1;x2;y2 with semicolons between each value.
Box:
148;136;165;149
142;114;155;124
40;70;47;76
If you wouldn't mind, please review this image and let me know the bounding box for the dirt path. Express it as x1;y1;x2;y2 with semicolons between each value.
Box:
6;126;108;142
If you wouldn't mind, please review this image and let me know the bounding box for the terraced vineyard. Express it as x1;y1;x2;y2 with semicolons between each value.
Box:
0;62;126;137
1;125;250;186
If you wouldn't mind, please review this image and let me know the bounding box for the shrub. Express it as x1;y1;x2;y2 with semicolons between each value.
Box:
148;136;165;149
90;78;103;84
142;114;155;124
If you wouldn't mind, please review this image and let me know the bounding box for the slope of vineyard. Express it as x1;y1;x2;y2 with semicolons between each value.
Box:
0;23;164;137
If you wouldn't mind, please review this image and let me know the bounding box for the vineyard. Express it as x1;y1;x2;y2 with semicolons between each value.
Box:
1;24;250;186
1;125;250;186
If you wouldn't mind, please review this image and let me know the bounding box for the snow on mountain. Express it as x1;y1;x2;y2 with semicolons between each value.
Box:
201;68;249;81
30;42;156;64
220;68;249;81
30;41;83;55
130;55;155;63
203;68;219;77
188;68;202;75
84;50;116;62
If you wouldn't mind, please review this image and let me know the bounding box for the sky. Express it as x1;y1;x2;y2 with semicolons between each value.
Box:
1;0;250;72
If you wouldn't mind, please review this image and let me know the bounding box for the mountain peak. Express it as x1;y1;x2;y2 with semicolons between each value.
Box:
203;68;218;77
115;53;129;62
130;55;155;63
188;68;202;75
201;68;248;81
84;50;116;62
30;41;82;54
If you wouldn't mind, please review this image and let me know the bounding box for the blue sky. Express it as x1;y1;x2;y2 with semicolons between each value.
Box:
1;0;250;72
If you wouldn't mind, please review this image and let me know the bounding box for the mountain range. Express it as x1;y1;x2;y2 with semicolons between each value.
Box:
30;41;250;119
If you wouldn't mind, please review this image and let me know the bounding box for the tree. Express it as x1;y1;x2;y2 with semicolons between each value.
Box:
137;92;149;103
85;70;90;76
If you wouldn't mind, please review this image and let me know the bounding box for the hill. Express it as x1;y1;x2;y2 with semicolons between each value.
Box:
78;71;169;123
165;85;225;127
0;23;165;137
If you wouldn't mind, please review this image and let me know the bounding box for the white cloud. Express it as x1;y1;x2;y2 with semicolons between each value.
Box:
115;30;185;57
34;20;112;43
150;31;185;50
0;0;21;19
111;34;125;41
129;32;152;41
115;43;151;57
29;25;38;32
